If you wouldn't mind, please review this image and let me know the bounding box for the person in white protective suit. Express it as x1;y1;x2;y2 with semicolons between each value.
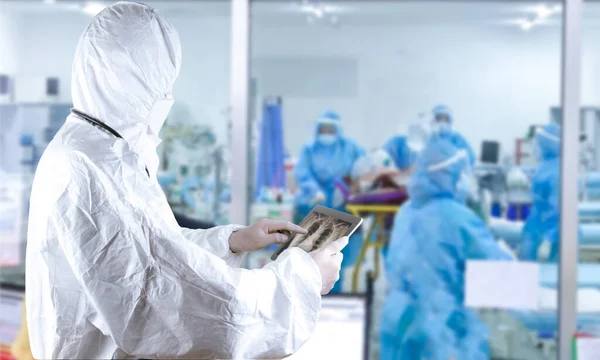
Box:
25;2;347;359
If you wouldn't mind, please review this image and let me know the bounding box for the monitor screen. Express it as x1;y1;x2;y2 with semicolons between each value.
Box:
289;295;367;360
481;141;500;164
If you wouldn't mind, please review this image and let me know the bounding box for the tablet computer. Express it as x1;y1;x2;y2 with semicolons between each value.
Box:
271;205;363;261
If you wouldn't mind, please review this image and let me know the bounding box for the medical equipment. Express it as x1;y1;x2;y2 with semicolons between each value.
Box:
288;294;370;360
19;134;37;173
490;218;600;261
581;172;600;201
481;140;500;164
158;122;230;223
0;103;70;174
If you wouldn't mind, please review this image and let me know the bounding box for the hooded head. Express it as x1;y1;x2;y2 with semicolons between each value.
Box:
535;123;561;160
432;104;453;124
314;110;342;147
71;1;182;155
431;104;453;135
407;137;470;204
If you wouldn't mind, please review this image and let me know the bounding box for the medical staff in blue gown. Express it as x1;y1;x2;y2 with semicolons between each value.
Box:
432;104;476;166
380;137;510;360
519;123;562;262
294;110;365;292
383;135;415;171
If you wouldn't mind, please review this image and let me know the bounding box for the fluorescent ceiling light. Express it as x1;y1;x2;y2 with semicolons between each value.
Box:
535;4;561;19
82;2;106;16
521;21;534;31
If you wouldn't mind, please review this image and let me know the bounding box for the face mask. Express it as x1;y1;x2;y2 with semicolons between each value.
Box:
432;122;451;135
317;134;337;146
148;95;175;135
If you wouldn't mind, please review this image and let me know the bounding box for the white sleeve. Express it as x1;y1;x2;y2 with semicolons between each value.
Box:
180;225;246;268
54;171;322;359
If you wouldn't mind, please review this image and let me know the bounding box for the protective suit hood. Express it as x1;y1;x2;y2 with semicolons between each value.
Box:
432;104;453;124
536;123;561;160
408;137;465;204
314;110;343;144
71;1;181;155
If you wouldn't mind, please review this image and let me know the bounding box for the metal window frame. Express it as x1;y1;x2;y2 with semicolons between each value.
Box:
229;1;585;358
230;0;251;225
559;0;583;359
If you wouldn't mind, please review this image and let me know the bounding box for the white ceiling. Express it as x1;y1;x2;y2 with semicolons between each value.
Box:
1;0;599;27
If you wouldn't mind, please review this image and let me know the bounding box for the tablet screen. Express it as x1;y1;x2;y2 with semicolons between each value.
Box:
271;205;362;261
289;211;353;253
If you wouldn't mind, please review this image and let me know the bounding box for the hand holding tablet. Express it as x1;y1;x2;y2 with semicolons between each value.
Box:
310;236;350;295
271;205;363;260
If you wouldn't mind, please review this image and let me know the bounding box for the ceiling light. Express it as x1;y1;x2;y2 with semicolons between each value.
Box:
82;2;106;16
314;8;324;18
521;21;534;31
43;0;56;4
536;6;554;19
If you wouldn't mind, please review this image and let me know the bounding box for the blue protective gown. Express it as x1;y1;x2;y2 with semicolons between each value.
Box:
383;135;415;171
294;113;365;217
294;112;365;292
519;123;561;261
432;105;476;166
381;138;510;360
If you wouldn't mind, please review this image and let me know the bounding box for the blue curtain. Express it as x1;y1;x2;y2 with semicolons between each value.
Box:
255;97;286;199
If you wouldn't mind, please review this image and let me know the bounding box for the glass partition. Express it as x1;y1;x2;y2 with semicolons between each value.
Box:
247;1;566;359
0;1;233;288
574;0;600;354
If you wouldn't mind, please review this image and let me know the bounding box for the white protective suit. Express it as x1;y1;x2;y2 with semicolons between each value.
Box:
26;2;321;359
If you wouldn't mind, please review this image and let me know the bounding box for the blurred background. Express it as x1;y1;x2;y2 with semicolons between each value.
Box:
0;0;599;359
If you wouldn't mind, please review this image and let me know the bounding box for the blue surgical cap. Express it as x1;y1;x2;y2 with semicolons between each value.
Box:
408;137;468;202
315;110;342;137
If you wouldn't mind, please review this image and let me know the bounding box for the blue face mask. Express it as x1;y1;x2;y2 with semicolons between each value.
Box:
317;134;337;146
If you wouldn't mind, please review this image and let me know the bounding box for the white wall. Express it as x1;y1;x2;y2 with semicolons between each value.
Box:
0;12;19;75
3;9;600;160
253;23;600;157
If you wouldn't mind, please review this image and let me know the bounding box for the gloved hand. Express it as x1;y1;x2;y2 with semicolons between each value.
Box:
311;191;326;204
310;236;349;295
537;239;552;261
228;219;307;253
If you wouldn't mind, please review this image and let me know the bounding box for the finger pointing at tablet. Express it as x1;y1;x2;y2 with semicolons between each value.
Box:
264;219;308;236
228;219;308;253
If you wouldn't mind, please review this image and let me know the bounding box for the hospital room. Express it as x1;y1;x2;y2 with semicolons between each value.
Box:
0;0;598;359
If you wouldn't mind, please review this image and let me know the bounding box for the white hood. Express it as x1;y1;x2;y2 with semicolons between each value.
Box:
71;1;181;155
